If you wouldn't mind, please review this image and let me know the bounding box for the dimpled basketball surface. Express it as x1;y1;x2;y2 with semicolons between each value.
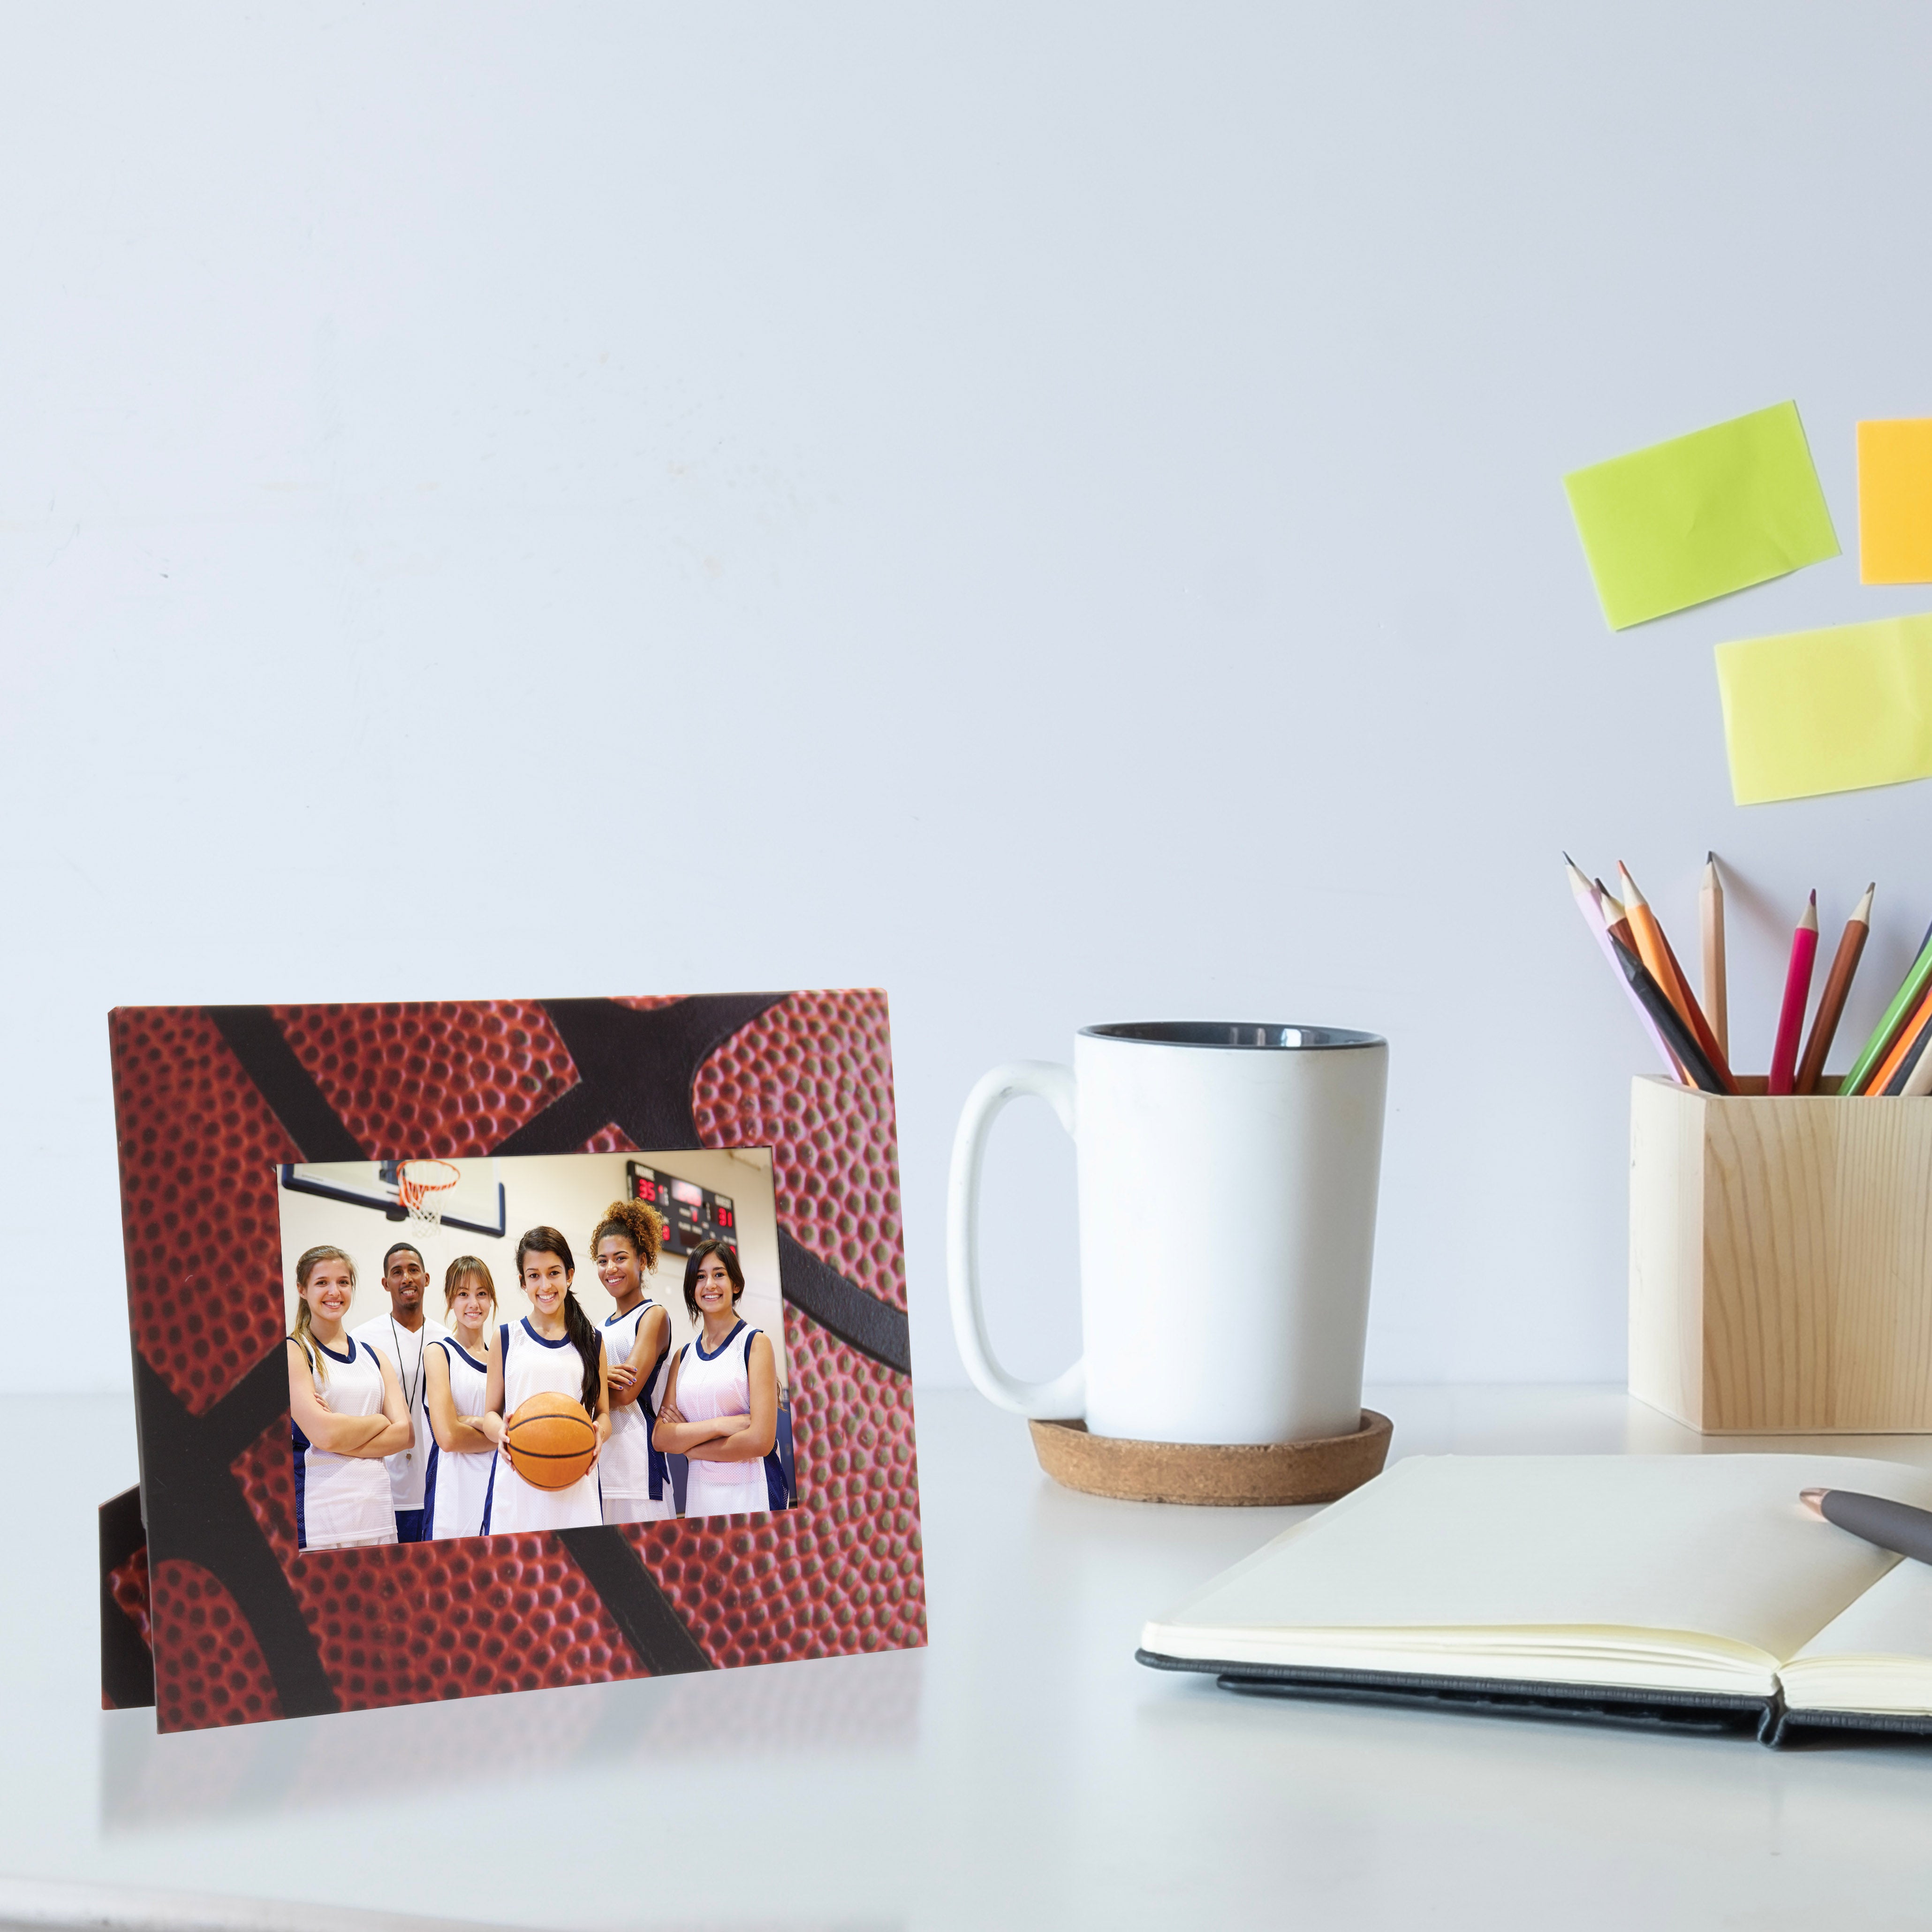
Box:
109;1007;295;1414
505;1392;597;1490
691;989;906;1311
273;1001;578;1155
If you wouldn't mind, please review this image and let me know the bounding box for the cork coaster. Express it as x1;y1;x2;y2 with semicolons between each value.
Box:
1027;1409;1394;1507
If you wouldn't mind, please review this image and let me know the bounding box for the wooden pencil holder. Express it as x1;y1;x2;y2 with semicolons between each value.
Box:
1629;1074;1932;1433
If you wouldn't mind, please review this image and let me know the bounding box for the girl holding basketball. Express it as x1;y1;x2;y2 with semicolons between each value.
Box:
423;1257;498;1540
652;1237;786;1518
287;1245;414;1551
592;1197;676;1524
480;1227;609;1532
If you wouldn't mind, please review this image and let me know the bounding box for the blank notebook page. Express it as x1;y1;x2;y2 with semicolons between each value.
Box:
1152;1455;1932;1664
1783;1558;1932;1712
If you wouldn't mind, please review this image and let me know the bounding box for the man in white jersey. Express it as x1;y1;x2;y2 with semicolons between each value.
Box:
349;1242;450;1543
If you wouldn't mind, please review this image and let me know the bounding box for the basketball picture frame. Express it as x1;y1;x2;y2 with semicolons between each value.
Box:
102;992;923;1734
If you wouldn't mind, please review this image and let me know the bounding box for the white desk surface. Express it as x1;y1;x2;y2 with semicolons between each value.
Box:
17;1386;1932;1930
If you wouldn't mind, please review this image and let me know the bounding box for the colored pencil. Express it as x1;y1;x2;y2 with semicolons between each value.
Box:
1902;1023;1932;1097
1595;879;1642;957
1863;975;1932;1095
1565;857;1683;1079
1795;884;1873;1095
1700;854;1727;1062
1841;928;1932;1095
1604;927;1728;1094
1617;863;1738;1092
1882;1003;1932;1093
1768;894;1818;1095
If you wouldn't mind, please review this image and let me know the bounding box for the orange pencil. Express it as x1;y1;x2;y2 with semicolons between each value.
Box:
1617;863;1738;1092
1863;974;1932;1095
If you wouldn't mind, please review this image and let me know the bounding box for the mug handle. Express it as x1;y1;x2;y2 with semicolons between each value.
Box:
946;1061;1086;1420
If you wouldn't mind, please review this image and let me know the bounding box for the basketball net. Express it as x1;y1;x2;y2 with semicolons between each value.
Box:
396;1159;461;1226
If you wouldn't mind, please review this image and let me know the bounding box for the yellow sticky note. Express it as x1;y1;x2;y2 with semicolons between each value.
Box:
1563;402;1839;629
1715;614;1932;804
1857;419;1932;583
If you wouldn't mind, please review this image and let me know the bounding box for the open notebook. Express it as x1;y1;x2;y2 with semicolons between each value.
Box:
1138;1455;1932;1746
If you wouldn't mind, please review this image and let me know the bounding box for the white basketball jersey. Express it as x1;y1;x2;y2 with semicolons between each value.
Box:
486;1315;603;1534
424;1335;493;1541
676;1320;787;1519
293;1334;396;1550
601;1300;673;1511
349;1314;450;1514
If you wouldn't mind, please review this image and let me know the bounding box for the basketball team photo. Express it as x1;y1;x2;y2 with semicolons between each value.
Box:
277;1148;797;1554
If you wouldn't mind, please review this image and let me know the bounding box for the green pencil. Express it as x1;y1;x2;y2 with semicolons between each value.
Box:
1843;929;1932;1094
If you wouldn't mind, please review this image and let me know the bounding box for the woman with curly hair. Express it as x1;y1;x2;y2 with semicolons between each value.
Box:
591;1196;677;1523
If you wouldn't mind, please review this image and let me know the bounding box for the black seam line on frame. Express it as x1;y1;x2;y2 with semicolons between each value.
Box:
207;1007;367;1161
555;1527;713;1676
492;993;791;1154
99;1485;156;1711
777;1231;912;1376
489;1081;608;1155
135;1349;340;1719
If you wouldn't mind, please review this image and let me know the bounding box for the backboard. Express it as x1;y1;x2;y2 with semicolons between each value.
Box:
278;1159;507;1239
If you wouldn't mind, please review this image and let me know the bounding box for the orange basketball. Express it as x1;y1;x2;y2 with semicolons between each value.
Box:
503;1391;597;1490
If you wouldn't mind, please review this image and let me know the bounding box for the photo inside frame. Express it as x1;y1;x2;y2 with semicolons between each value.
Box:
278;1147;796;1553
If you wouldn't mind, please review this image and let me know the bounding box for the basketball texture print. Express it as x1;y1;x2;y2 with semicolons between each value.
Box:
106;992;924;1732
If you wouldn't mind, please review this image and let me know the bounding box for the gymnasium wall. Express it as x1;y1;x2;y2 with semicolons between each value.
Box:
10;6;1932;1394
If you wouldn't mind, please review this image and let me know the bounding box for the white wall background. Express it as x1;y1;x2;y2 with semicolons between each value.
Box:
9;3;1932;1395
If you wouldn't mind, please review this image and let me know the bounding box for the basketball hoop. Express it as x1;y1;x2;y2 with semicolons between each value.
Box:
396;1159;462;1225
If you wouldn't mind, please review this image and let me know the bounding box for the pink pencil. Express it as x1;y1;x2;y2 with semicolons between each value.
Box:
1768;893;1819;1095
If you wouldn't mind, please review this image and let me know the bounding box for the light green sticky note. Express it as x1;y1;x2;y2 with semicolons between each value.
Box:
1715;614;1932;804
1564;402;1840;629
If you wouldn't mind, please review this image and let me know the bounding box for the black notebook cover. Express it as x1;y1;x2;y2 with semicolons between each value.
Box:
1137;1647;1932;1749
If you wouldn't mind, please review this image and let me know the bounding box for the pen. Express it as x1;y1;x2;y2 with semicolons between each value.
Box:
1799;1487;1932;1565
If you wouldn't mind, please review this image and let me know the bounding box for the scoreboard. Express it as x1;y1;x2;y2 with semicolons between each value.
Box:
626;1160;737;1258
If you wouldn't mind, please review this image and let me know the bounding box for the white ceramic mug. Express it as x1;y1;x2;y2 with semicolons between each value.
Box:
947;1022;1388;1445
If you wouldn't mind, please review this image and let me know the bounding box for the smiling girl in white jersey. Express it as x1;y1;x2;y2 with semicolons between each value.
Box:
652;1238;785;1518
480;1226;609;1532
286;1245;414;1551
591;1197;675;1524
424;1257;498;1540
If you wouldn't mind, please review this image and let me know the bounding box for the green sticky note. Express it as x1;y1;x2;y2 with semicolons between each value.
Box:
1715;614;1932;804
1564;402;1840;629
